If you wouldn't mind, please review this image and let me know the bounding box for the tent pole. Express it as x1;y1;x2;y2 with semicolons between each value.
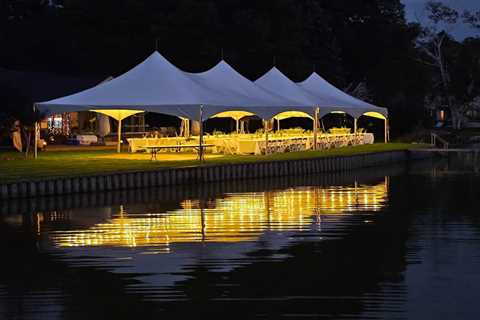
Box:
199;106;204;162
313;107;319;150
264;120;269;155
236;118;239;134
117;118;122;153
33;104;38;159
384;118;388;143
354;118;358;133
277;119;281;131
182;119;188;138
387;119;390;142
34;121;38;159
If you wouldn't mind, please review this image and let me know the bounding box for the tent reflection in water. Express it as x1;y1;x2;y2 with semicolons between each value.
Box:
34;51;389;159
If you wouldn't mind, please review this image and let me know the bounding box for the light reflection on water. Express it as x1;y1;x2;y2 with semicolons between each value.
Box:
3;157;480;319
43;180;387;248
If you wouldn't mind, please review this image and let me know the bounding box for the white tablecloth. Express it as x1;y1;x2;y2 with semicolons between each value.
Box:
128;137;186;152
128;133;375;154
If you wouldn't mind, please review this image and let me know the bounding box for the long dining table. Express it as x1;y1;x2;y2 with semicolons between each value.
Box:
127;132;374;156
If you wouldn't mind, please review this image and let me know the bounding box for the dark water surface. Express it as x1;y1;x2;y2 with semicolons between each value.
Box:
1;154;479;319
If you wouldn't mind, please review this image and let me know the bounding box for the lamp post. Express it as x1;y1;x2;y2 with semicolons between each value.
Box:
264;119;269;155
34;121;39;159
116;118;122;153
33;104;38;159
384;118;388;143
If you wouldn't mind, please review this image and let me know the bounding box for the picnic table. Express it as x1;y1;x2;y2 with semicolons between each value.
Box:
145;144;215;160
128;137;183;152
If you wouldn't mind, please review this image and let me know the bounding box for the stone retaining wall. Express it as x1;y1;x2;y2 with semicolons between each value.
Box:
0;150;431;200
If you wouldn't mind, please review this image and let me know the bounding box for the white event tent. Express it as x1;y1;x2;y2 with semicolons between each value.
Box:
35;51;389;158
256;67;389;141
256;67;328;115
35;52;310;155
185;60;316;132
297;72;389;140
37;52;256;120
298;72;389;118
255;66;334;146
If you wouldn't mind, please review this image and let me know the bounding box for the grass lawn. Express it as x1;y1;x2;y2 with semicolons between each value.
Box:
0;143;427;184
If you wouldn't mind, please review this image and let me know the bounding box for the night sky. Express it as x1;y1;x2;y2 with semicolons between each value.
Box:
402;0;480;39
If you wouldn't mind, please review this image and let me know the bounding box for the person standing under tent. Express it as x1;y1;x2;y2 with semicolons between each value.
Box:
10;120;22;152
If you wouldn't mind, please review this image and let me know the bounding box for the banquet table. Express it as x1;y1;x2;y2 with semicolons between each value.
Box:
145;144;215;160
313;133;374;150
128;133;375;155
237;136;310;155
128;137;186;152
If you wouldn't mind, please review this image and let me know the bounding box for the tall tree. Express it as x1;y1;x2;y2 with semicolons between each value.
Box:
0;0;437;136
418;1;480;129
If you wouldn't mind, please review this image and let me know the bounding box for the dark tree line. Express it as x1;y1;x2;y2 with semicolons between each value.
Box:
1;0;479;137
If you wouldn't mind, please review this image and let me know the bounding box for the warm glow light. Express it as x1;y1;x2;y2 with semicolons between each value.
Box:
211;111;256;121
439;110;445;121
363;111;387;120
273;111;313;120
47;181;388;248
91;109;144;121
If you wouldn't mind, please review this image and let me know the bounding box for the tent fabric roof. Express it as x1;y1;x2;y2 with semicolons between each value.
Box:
255;67;339;117
37;53;313;120
185;61;315;118
37;52;233;120
36;51;388;121
297;72;388;118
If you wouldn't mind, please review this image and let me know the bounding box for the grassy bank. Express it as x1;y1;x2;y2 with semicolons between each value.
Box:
0;143;427;184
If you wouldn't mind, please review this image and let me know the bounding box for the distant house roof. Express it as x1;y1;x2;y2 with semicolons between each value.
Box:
0;68;106;102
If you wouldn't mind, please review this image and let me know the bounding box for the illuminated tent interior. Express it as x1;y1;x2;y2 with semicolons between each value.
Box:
185;60;320;135
210;111;256;133
92;109;144;152
35;51;389;157
256;67;389;138
35;52;313;155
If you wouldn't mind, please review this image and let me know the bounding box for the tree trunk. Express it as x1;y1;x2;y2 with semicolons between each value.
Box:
24;128;32;159
450;108;465;130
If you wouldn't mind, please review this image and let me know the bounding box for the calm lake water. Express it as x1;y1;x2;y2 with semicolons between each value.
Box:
1;154;480;319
